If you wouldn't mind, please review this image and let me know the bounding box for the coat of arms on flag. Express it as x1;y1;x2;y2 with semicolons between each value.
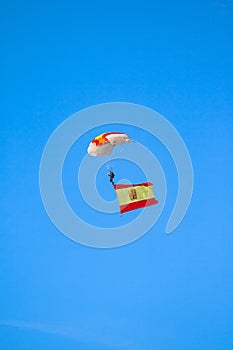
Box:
114;182;158;214
128;188;137;200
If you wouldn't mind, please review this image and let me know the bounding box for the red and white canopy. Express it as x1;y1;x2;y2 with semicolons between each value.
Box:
87;132;130;156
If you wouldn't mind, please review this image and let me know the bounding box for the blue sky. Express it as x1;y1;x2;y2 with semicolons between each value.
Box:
1;0;233;349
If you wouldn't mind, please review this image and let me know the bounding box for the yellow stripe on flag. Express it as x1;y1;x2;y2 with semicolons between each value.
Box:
115;184;155;206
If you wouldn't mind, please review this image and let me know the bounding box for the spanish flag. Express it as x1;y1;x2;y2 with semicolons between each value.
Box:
114;182;158;214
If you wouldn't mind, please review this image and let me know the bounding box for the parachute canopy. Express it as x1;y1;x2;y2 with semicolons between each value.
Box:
88;132;130;156
114;182;158;214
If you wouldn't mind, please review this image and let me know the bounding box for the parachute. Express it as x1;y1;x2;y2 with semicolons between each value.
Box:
87;132;130;156
87;132;159;214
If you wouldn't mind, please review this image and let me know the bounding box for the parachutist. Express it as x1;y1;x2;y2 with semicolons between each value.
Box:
108;171;115;185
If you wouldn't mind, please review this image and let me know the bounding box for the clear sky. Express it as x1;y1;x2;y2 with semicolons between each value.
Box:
1;1;233;349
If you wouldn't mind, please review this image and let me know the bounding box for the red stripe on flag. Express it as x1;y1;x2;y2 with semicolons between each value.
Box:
119;198;158;214
114;182;153;190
